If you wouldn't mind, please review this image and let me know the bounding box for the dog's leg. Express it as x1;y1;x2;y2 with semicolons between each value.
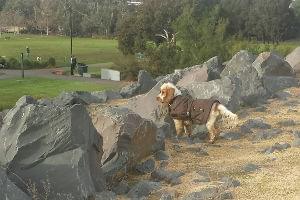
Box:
183;121;192;137
206;103;220;144
174;119;184;137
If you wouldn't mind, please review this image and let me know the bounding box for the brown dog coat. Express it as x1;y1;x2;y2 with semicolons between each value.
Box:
169;95;220;124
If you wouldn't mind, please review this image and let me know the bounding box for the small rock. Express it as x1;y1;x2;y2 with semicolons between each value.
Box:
135;159;156;174
160;161;169;168
127;181;161;199
192;125;208;140
270;110;280;115
220;176;241;188
192;137;205;144
95;191;117;200
220;131;241;140
254;106;267;112
172;144;181;152
237;110;250;119
160;191;177;200
253;129;282;141
287;109;298;113
112;180;130;195
292;138;300;147
154;150;169;161
277;119;296;127
193;171;211;183
151;169;184;186
186;147;209;156
273;91;292;100
240;118;271;134
182;186;219;200
262;142;291;154
219;191;234;199
293;130;300;138
243;163;260;172
284;100;299;107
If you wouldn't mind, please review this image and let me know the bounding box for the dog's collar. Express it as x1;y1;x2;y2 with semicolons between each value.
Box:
168;95;181;106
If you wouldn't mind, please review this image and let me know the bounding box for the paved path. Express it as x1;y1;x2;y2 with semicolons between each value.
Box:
0;68;125;87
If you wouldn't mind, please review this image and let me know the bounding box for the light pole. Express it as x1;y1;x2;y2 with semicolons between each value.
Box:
67;0;74;75
70;2;73;57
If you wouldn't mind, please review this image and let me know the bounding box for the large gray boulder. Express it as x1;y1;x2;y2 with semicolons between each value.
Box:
0;167;31;200
285;47;300;73
184;77;241;111
89;105;159;183
221;50;267;105
263;76;299;94
120;70;157;98
221;50;256;77
0;109;9;130
53;90;122;106
0;101;105;199
253;52;295;78
176;65;208;87
204;56;224;81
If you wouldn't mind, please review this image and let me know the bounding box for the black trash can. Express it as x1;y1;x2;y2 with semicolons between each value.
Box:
77;63;88;76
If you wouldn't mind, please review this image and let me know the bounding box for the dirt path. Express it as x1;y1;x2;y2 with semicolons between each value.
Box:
120;87;300;200
0;68;125;86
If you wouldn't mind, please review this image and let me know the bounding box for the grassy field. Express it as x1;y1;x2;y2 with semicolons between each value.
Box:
0;34;124;67
0;77;120;111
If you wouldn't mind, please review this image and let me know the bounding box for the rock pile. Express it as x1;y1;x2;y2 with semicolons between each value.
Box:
1;48;299;199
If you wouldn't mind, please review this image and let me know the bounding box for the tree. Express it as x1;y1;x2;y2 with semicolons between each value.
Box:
246;0;296;43
0;0;7;11
174;1;230;67
117;0;184;55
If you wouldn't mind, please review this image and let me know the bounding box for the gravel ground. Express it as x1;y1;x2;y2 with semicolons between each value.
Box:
118;87;300;200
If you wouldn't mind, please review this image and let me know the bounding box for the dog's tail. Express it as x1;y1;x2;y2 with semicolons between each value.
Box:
217;104;238;129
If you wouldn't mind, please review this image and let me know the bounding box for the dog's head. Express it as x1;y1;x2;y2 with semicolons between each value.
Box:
156;82;181;104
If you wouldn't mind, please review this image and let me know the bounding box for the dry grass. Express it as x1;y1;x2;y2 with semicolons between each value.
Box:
118;87;300;200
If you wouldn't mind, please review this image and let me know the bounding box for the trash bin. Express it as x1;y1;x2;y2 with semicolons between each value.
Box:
77;63;88;76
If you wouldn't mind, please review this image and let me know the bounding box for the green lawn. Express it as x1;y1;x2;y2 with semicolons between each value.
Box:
0;77;120;111
0;34;124;67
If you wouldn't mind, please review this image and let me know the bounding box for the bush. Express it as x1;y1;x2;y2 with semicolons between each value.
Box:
23;59;33;68
7;58;20;69
142;42;182;76
228;39;296;59
22;58;48;69
0;57;7;67
113;55;141;81
47;57;56;67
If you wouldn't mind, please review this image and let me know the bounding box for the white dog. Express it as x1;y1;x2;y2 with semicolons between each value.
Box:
156;82;238;143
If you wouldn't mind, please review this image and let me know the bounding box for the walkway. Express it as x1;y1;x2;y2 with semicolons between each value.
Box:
0;68;125;87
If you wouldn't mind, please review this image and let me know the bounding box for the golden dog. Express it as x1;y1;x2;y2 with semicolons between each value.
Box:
156;82;238;143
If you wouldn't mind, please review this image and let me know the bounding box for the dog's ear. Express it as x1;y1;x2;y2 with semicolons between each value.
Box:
165;87;175;100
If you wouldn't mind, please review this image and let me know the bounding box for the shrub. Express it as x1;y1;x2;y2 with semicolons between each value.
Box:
142;42;182;76
47;57;56;67
22;58;49;69
113;55;141;81
23;59;33;68
7;58;20;69
0;57;7;67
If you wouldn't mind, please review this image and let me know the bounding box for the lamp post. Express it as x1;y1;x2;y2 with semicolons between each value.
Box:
70;3;73;57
